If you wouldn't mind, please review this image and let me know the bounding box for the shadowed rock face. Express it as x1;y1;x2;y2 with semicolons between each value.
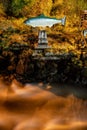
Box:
0;26;87;86
0;80;87;130
0;47;87;86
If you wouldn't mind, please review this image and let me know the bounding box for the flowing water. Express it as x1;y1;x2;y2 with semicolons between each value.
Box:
0;79;87;130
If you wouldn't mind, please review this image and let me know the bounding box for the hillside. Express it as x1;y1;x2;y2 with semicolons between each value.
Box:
0;0;87;85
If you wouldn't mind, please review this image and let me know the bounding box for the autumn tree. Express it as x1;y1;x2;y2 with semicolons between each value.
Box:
22;0;52;17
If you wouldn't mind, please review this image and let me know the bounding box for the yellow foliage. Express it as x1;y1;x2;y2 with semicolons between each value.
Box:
22;0;52;17
40;0;52;16
53;0;63;4
10;34;23;43
12;18;26;30
0;3;5;16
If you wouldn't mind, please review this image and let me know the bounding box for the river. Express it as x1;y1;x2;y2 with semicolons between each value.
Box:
0;79;87;130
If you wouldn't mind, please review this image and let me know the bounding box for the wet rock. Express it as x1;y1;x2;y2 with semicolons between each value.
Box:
16;59;25;75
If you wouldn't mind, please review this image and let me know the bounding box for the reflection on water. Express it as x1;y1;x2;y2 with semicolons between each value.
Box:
0;79;87;130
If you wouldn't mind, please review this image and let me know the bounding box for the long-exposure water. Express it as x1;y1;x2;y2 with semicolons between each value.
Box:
0;79;87;130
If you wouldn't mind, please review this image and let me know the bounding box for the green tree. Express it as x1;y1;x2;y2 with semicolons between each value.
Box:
4;0;26;17
0;3;5;16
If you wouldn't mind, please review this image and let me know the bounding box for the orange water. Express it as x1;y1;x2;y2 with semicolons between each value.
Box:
0;80;87;130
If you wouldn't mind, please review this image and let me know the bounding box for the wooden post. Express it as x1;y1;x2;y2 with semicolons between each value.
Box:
80;10;87;45
80;10;87;29
38;30;48;45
